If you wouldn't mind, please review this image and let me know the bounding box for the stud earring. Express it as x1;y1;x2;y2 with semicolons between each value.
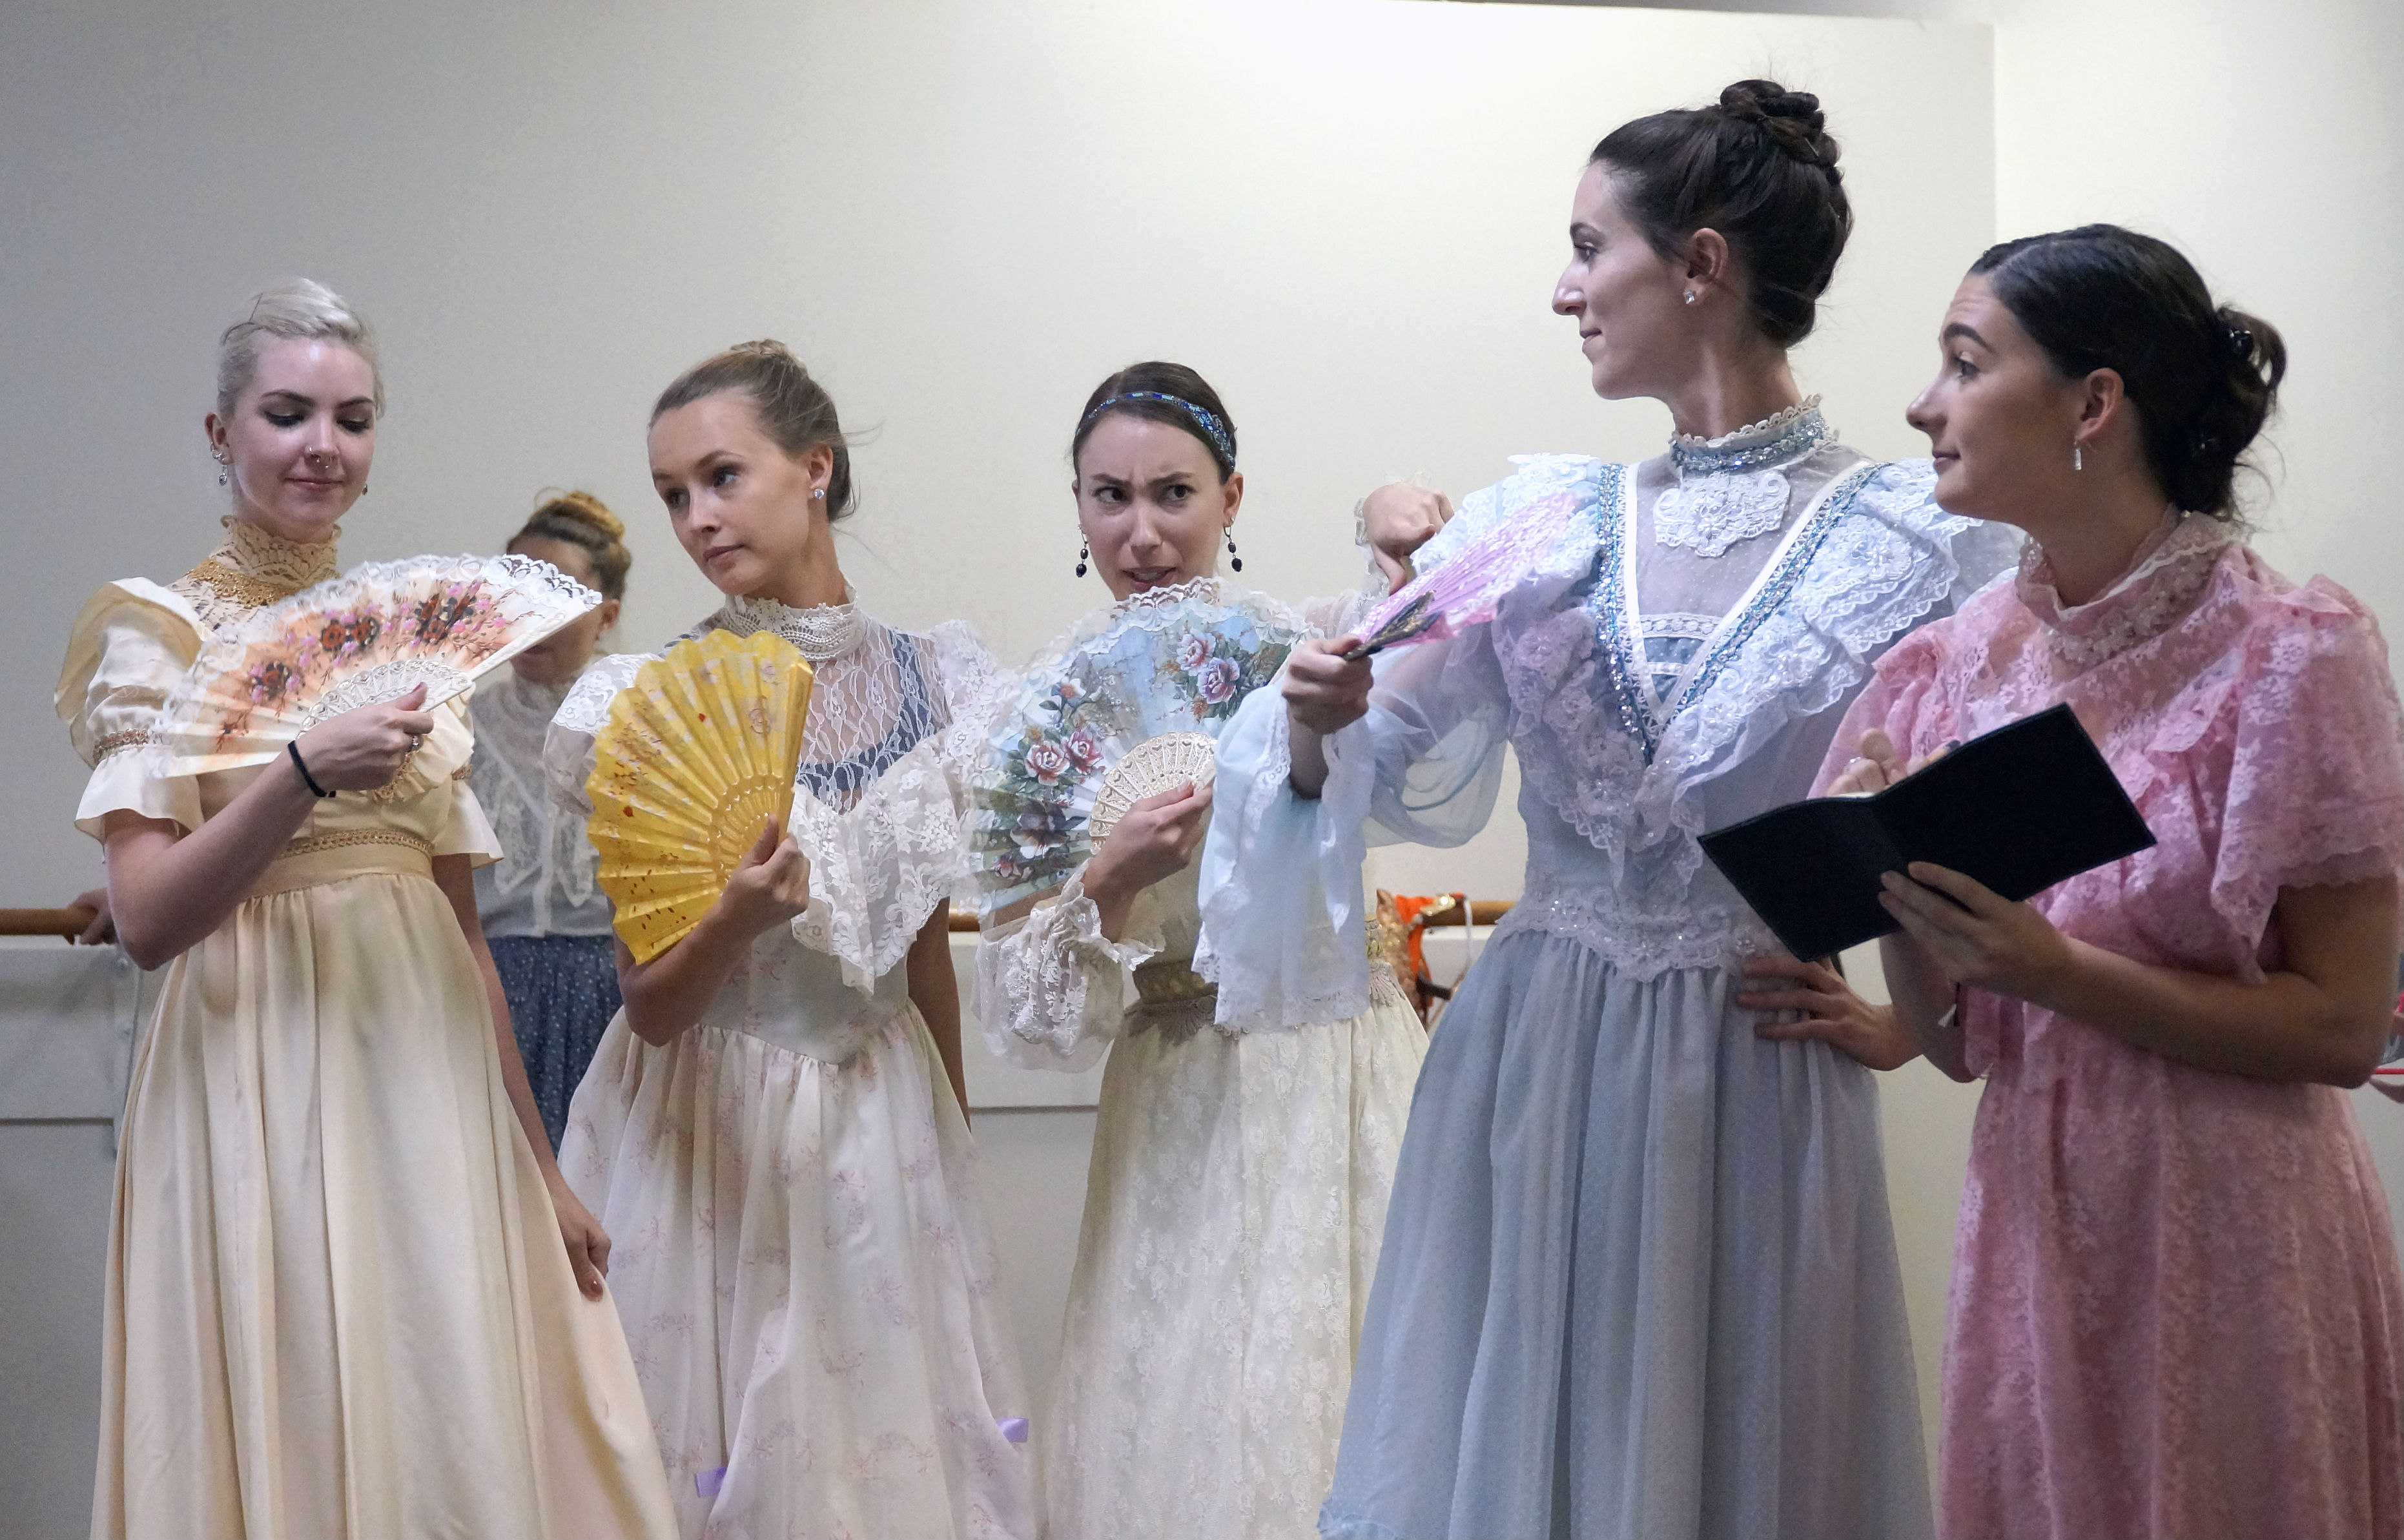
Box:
1683;291;1697;305
1075;540;1089;579
1225;528;1242;574
2073;443;2083;472
812;488;826;500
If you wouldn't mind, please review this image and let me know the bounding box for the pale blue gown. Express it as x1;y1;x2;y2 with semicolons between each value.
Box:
1198;404;2019;1540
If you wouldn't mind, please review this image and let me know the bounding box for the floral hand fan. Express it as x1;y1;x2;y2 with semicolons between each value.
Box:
972;586;1302;916
1343;489;1582;659
587;630;815;964
156;553;600;775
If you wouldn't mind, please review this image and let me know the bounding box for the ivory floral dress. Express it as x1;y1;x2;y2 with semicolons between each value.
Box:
471;663;620;1148
1822;513;2404;1540
59;517;676;1540
550;594;1036;1540
1204;403;2019;1540
975;578;1426;1540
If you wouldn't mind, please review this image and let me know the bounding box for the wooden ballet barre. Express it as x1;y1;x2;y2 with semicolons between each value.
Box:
943;899;1515;932
0;907;98;939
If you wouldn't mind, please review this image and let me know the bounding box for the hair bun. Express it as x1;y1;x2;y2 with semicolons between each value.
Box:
730;338;799;364
532;487;624;541
1719;79;1840;173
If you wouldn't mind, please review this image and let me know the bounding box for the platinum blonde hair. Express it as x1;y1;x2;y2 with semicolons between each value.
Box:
215;278;384;417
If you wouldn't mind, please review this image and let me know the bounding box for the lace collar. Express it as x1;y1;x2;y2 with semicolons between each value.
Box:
171;515;342;629
1655;399;1834;559
714;586;868;661
2016;509;2237;671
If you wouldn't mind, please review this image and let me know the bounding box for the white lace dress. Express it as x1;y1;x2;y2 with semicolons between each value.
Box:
1202;404;2022;1540
977;581;1428;1540
548;596;1037;1540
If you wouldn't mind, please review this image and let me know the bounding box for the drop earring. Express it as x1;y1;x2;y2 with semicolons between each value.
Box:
1224;528;1242;574
1075;540;1089;579
2073;443;2084;472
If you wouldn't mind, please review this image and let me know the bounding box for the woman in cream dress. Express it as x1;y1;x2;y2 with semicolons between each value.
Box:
60;281;675;1539
974;364;1426;1540
550;341;1035;1540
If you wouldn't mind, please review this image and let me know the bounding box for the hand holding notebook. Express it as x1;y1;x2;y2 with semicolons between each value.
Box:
1698;704;2155;961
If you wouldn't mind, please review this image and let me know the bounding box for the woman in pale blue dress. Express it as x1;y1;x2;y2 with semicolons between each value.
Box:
1200;81;2017;1539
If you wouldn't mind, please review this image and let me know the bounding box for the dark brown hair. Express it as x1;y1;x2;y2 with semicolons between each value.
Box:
1591;79;1852;348
1971;225;2285;520
509;488;630;601
652;339;856;518
1071;361;1237;482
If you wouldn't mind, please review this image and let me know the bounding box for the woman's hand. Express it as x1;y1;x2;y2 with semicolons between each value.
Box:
291;683;436;791
1878;861;2076;1001
1740;954;1921;1071
1283;637;1375;737
1361;483;1453;594
548;1174;612;1299
715;817;812;938
1084;783;1212;941
1825;728;1957;798
67;885;116;946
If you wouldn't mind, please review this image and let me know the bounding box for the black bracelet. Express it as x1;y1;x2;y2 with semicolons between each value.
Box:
287;740;336;799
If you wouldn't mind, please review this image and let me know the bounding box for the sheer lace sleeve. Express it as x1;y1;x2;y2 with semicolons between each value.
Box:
1197;624;1511;1029
2210;579;2404;950
542;652;648;819
56;580;207;839
974;874;1160;1071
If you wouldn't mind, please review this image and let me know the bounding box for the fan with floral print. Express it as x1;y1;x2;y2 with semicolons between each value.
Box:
154;553;599;775
971;590;1304;916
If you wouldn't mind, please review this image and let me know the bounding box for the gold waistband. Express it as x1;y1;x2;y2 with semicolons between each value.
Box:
248;828;436;900
1132;958;1215;1009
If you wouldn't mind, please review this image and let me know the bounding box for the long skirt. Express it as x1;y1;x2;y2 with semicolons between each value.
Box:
493;931;622;1150
1320;931;1931;1540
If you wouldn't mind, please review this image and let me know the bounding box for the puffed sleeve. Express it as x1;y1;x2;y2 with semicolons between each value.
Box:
1809;624;1960;797
543;652;647;819
56;581;207;839
1197;622;1511;1029
974;874;1160;1072
2208;577;2404;952
431;699;503;865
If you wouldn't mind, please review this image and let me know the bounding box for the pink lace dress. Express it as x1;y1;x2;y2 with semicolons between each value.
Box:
1824;514;2404;1539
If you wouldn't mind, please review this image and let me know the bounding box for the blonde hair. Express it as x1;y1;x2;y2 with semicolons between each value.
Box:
216;278;383;416
511;488;631;600
651;339;855;518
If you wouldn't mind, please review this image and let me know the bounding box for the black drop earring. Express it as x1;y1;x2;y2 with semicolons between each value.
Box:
1224;528;1242;573
1075;540;1089;579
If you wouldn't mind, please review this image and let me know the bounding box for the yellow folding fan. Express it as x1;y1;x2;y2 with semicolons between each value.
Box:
587;630;814;963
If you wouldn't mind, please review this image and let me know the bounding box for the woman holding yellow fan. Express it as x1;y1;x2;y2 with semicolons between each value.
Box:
547;340;1036;1539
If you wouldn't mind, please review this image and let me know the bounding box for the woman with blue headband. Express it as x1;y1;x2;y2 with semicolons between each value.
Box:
969;361;1428;1540
1204;82;2020;1539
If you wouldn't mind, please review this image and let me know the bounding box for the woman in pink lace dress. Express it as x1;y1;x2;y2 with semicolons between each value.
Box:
1818;225;2404;1539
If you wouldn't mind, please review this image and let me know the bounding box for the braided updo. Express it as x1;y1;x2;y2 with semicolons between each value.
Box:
511;489;630;600
1592;79;1853;347
1971;225;2284;521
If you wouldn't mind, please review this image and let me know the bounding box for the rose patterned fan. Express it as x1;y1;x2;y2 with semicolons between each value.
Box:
586;630;815;965
155;553;600;775
971;586;1302;917
1343;488;1583;659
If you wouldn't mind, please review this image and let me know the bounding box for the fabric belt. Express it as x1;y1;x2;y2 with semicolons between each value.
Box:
1132;958;1216;1009
247;828;437;899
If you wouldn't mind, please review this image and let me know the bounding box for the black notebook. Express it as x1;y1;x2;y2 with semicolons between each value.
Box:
1698;703;2155;961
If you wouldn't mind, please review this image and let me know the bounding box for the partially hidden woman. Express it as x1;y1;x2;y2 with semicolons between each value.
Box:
973;362;1427;1540
1205;84;2019;1538
548;340;1036;1539
60;280;676;1538
1818;225;2404;1540
469;489;632;1149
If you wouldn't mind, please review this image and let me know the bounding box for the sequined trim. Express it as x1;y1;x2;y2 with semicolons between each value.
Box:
1669;401;1834;478
93;728;155;763
280;827;435;861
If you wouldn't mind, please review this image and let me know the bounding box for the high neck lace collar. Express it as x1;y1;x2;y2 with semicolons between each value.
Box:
212;515;341;588
1669;396;1833;478
1113;575;1228;618
2016;509;2237;670
715;586;868;661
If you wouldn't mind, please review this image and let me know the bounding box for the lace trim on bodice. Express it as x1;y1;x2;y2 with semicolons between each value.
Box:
469;667;601;925
1656;398;1835;559
710;588;870;662
169;517;342;632
2016;510;2237;672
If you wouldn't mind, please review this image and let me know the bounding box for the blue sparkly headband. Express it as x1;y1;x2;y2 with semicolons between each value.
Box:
1082;391;1235;471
